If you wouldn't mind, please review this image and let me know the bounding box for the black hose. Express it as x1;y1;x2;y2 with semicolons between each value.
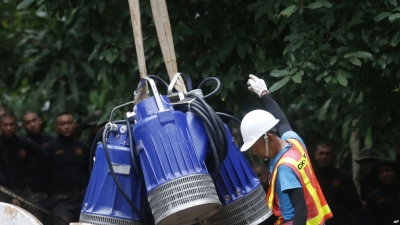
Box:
135;75;169;95
147;75;169;90
216;112;241;125
126;119;141;177
102;126;146;224
173;93;228;177
89;126;105;174
181;73;193;91
197;77;221;99
89;120;127;174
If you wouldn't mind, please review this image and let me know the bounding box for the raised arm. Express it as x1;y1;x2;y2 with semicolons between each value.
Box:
247;74;292;137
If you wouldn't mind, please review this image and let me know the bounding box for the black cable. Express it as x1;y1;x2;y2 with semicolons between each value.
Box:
147;75;169;90
174;93;228;176
193;95;227;156
89;126;105;174
181;73;193;91
197;77;221;99
89;120;126;174
216;112;241;125
102;126;146;224
126;119;141;177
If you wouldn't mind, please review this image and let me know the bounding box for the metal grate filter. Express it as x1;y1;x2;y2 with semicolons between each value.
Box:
79;214;143;225
205;185;272;225
148;174;221;225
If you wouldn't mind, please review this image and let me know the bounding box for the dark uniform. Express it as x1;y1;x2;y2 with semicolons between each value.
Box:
0;134;48;219
44;135;90;225
315;165;362;225
366;182;400;225
354;148;381;202
26;133;55;147
0;135;47;191
24;133;54;195
360;173;380;202
25;132;55;224
0;149;11;202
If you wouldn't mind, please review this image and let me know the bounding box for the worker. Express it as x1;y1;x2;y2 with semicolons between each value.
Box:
240;74;333;225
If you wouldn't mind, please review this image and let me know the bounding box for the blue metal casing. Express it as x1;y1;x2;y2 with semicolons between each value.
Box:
214;125;260;204
80;124;146;224
205;125;272;225
133;96;210;192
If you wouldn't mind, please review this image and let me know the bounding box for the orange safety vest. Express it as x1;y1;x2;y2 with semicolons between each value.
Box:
266;138;333;225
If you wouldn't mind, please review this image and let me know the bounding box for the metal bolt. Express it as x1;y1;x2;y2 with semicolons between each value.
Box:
115;134;120;139
224;195;231;201
236;189;242;196
120;125;127;134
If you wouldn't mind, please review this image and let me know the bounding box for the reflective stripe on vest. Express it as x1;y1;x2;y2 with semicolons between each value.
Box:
266;139;333;225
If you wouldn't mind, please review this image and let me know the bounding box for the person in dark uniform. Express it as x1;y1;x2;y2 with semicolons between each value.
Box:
366;160;400;225
45;112;90;225
314;141;363;225
22;110;54;147
354;148;381;205
22;110;55;224
0;153;12;203
0;112;49;219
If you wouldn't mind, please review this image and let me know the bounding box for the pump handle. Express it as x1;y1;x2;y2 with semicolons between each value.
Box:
137;77;165;111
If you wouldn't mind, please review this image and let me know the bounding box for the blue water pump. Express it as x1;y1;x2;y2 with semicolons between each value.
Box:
205;125;272;225
80;120;147;225
132;77;221;225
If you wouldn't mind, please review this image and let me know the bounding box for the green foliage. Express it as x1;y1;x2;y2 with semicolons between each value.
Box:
0;0;399;163
250;0;400;160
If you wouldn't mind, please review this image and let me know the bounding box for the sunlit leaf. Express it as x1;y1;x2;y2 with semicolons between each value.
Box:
17;0;34;10
269;76;291;92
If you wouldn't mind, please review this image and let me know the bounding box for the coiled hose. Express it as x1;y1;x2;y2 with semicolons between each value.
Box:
173;92;228;176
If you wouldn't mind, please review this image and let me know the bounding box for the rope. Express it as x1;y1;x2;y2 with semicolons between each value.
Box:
0;185;69;222
128;0;148;104
149;0;187;93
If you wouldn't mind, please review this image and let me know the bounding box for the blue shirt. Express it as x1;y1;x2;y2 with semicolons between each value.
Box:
269;131;306;221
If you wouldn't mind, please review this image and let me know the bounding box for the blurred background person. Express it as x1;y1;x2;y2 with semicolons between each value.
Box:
22;110;54;147
354;147;381;205
21;109;54;224
0;112;49;221
45;112;90;225
314;140;362;225
366;159;400;225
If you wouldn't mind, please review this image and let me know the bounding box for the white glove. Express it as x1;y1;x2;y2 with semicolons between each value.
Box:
247;74;268;97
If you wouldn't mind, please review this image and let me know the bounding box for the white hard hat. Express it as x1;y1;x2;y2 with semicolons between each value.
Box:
240;110;279;152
